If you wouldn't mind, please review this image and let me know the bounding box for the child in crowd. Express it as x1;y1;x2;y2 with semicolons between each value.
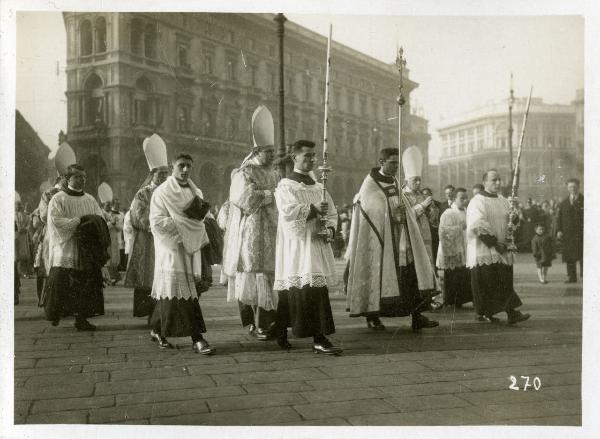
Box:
531;223;555;284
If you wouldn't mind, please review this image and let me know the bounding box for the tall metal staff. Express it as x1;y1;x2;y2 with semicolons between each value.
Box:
508;73;515;180
318;24;333;241
274;13;288;178
396;47;407;182
395;47;407;257
506;85;533;251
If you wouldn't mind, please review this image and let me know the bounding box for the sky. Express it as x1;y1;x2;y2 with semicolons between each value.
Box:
15;12;583;163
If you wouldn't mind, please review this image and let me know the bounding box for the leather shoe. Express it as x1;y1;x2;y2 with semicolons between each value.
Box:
192;339;215;355
158;337;174;349
476;315;500;323
74;319;96;331
411;314;439;331
51;319;60;327
366;317;386;331
277;336;292;351
249;327;269;341
312;339;342;355
150;330;161;342
507;310;531;325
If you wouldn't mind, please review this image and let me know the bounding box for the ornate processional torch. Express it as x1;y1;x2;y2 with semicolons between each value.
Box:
395;47;407;256
318;24;333;242
506;85;533;252
396;47;406;182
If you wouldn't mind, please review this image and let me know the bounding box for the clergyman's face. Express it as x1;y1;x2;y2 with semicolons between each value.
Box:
407;177;421;192
68;169;87;190
483;171;501;194
444;188;454;201
292;147;316;172
152;166;170;185
256;146;275;166
454;191;468;209
172;158;193;182
380;155;399;176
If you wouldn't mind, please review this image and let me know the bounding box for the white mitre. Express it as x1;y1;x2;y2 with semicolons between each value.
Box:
98;182;113;204
143;133;168;170
402;145;423;179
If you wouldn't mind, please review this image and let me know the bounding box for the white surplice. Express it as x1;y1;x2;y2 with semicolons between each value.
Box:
273;178;338;291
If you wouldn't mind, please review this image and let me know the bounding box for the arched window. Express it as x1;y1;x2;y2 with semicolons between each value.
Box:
80;20;93;56
131;19;144;55
226;61;236;81
226;116;238;140
133;77;153;126
201;111;214;137
178;45;189;68
144;24;157;59
84;73;104;125
177;106;189;133
95;17;107;53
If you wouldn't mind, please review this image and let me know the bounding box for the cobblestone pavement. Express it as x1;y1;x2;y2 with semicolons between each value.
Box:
13;254;581;426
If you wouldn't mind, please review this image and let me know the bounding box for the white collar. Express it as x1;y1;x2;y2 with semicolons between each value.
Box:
67;185;83;193
293;168;310;175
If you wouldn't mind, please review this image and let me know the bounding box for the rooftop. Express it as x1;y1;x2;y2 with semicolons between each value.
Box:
438;97;574;131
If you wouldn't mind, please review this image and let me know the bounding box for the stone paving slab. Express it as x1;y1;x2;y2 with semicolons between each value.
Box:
13;255;582;426
150;406;302;425
115;385;246;406
293;398;398;420
30;395;115;414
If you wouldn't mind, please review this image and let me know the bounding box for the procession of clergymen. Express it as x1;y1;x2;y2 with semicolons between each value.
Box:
9;9;586;432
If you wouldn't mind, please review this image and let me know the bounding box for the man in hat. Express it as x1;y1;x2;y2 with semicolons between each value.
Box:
44;164;107;330
125;134;170;339
149;152;215;354
400;146;440;327
556;178;583;283
222;106;279;339
466;169;530;324
273;140;342;355
345;148;439;331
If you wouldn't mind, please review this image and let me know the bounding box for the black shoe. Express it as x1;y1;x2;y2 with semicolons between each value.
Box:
412;314;439;331
429;301;444;312
276;336;292;351
150;330;161;342
74;319;96;331
192;339;215;355
507;310;531;325
158;337;174;349
312;338;342;355
477;316;500;323
366;317;386;331
249;325;269;341
51;319;60;327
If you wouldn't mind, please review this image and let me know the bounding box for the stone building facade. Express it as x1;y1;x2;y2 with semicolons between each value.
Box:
437;94;582;202
62;12;430;207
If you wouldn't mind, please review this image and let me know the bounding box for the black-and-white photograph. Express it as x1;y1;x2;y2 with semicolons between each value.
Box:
2;1;597;437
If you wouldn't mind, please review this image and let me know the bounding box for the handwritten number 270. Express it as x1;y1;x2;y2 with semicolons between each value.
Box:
509;375;541;391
